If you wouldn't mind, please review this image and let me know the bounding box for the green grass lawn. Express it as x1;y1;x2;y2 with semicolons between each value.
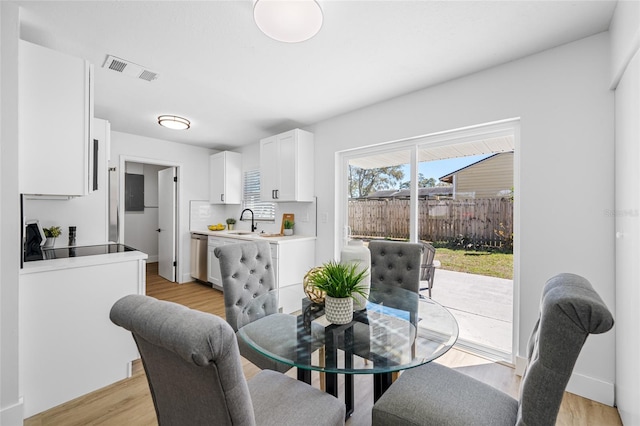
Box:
434;248;513;280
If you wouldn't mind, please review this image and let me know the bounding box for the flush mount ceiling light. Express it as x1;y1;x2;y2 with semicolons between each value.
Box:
253;0;323;43
157;115;190;130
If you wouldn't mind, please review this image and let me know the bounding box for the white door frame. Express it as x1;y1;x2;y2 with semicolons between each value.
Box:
118;155;182;283
335;118;521;365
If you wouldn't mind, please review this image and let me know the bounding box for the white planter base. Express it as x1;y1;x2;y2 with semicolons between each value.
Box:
325;296;354;324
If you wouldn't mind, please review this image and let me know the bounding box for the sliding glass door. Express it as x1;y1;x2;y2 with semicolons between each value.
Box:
337;120;519;363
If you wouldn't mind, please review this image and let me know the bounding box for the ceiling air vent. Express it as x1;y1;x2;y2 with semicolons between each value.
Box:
102;55;158;82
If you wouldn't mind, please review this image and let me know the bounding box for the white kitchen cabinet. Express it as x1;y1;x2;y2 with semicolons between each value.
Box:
207;236;232;289
19;40;94;196
260;129;314;202
270;239;315;287
206;234;315;292
19;252;146;417
209;151;242;204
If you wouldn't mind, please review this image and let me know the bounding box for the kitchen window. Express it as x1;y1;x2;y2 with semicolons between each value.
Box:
243;170;275;220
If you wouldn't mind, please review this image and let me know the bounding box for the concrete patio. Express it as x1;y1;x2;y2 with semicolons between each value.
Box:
424;269;513;357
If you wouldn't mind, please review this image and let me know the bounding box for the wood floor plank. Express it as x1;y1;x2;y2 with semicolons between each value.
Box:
24;262;622;426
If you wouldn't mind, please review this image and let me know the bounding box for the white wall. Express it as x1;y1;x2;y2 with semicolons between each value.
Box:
1;2;24;423
309;33;616;404
124;162;167;262
611;1;640;423
22;118;110;247
110;131;214;283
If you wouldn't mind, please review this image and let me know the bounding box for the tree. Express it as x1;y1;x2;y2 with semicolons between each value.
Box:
349;165;404;198
400;173;437;189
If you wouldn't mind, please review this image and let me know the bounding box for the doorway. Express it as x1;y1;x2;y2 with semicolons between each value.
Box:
117;155;181;283
337;119;520;364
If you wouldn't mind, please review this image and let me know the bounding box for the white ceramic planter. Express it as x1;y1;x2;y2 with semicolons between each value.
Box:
284;229;293;236
325;295;354;324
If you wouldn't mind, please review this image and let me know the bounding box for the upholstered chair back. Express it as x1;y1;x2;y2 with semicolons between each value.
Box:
110;294;256;426
369;240;423;293
214;241;276;331
517;273;614;424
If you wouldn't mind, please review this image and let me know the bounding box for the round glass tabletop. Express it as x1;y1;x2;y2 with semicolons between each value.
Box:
237;283;459;375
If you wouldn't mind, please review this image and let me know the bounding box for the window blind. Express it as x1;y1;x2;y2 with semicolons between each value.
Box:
243;170;275;220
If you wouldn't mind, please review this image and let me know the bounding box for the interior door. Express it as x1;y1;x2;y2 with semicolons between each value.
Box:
158;167;176;281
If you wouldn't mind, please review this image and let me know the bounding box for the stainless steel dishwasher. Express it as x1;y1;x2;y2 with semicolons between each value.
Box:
190;233;208;283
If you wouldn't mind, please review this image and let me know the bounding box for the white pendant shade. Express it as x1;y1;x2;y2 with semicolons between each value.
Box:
157;115;190;130
254;0;323;43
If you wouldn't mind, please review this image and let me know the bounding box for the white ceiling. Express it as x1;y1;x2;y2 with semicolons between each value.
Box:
15;0;617;150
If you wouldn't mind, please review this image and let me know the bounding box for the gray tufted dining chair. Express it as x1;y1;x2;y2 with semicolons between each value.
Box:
369;240;424;294
371;273;615;426
214;241;294;372
110;294;345;426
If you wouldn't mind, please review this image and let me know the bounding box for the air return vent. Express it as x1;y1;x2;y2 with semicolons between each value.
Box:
102;55;158;82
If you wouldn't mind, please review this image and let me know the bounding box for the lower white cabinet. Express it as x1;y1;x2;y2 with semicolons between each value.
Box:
207;236;230;290
206;235;315;292
19;254;146;417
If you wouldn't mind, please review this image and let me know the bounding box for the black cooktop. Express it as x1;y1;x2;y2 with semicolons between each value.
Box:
24;243;137;262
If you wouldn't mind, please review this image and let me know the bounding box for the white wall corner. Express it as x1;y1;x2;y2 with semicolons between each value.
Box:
180;271;192;284
609;0;640;88
1;398;24;426
516;355;614;406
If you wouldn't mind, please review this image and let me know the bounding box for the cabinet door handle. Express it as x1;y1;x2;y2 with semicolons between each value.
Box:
275;189;279;199
272;189;276;199
221;194;224;202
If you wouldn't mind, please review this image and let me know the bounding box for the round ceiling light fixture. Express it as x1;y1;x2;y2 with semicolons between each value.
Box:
253;0;323;43
157;115;191;130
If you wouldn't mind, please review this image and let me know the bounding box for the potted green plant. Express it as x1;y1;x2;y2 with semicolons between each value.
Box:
283;219;294;236
226;218;236;231
308;260;368;324
43;226;62;248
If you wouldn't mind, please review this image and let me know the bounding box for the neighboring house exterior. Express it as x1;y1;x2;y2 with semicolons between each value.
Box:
360;186;453;200
439;152;514;199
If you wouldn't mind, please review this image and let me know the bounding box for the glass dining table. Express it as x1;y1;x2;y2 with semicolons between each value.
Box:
237;283;459;417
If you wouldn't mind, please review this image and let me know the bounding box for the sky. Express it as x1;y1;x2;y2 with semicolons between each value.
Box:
400;153;492;185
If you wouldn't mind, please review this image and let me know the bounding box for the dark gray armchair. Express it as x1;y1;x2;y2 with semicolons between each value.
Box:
371;273;615;426
214;241;293;372
110;294;345;426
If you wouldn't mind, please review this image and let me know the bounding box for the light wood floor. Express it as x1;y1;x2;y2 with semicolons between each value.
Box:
25;263;622;426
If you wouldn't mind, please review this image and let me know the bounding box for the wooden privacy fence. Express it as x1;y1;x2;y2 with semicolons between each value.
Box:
348;198;513;249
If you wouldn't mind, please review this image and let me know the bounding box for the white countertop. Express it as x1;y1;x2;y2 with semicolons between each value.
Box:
20;249;148;274
190;229;316;244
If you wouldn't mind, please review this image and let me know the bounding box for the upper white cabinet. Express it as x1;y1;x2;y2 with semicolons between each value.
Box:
19;40;94;196
260;129;314;202
209;151;242;204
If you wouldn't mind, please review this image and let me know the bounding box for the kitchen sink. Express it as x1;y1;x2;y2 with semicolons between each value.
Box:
227;231;257;236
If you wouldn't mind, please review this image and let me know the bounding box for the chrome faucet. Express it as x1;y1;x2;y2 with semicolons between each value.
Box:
240;208;257;232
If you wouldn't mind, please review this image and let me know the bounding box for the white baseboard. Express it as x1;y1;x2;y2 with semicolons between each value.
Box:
146;255;158;263
1;397;24;426
515;356;614;406
566;372;615;407
180;272;193;284
515;355;527;376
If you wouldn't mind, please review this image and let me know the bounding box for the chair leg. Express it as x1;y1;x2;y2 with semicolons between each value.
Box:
319;346;326;391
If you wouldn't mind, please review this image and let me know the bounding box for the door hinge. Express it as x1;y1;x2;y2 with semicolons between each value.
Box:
173;261;177;267
173;176;177;182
